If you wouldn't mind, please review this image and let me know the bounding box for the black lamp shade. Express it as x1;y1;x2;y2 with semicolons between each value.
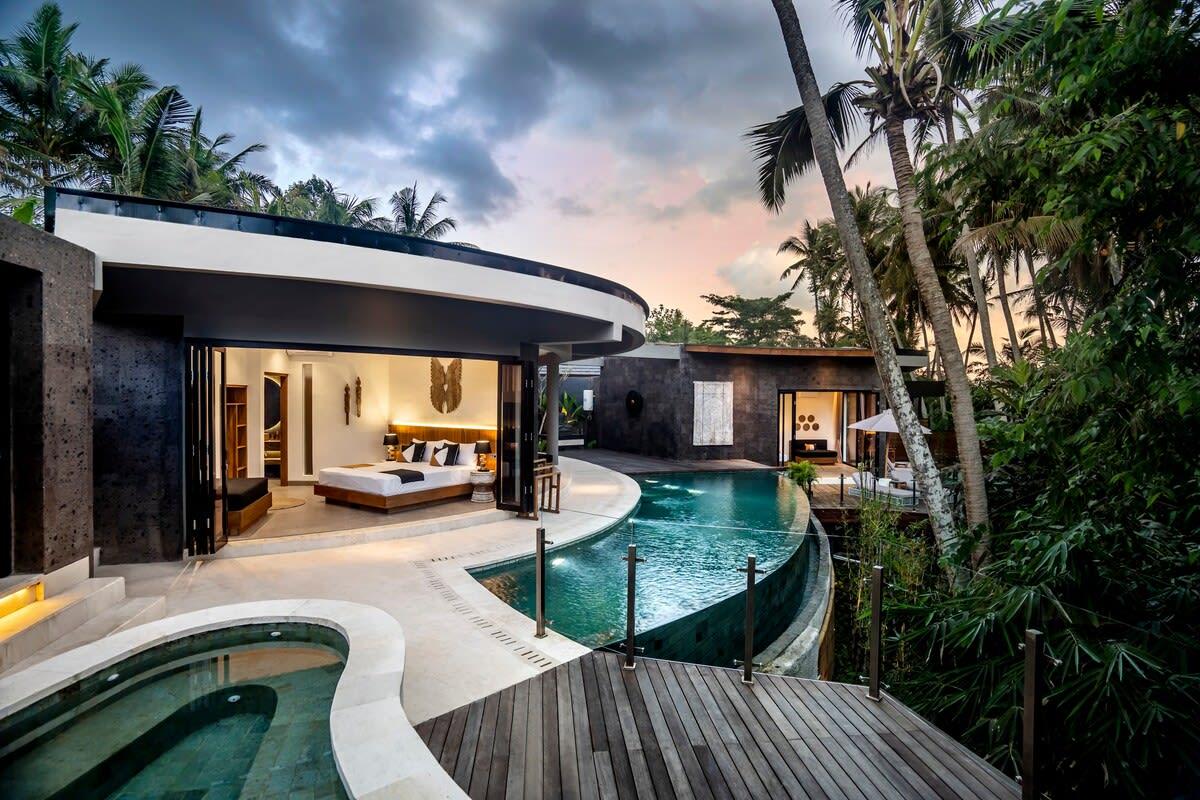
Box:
475;440;492;454
383;433;400;446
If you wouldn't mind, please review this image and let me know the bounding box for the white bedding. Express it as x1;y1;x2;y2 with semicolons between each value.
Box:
317;461;473;497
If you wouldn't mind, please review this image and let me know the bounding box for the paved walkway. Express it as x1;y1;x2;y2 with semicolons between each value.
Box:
566;448;772;475
95;457;640;723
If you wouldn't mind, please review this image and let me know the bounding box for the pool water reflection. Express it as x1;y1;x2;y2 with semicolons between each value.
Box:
472;471;803;647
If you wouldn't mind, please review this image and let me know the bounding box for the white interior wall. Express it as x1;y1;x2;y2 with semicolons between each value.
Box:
222;348;497;481
793;391;838;447
388;357;498;429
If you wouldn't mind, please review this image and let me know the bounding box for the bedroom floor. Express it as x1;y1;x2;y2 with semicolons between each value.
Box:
232;482;479;541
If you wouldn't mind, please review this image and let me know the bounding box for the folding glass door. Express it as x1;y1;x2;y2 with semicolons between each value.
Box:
497;348;535;514
184;344;227;555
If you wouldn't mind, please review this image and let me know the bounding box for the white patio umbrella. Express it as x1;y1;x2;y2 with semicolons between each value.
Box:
847;409;931;435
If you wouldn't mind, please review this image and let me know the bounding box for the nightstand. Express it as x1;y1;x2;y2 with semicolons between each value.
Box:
469;470;495;503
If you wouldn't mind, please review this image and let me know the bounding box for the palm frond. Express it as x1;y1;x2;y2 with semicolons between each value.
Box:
746;81;866;211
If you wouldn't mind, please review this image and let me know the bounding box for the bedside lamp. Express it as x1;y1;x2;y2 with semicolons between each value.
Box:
474;439;492;470
383;432;400;461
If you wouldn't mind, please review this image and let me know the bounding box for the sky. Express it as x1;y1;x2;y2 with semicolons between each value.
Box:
2;0;1019;350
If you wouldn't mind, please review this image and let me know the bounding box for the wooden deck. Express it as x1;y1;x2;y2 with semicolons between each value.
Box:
809;480;928;527
415;650;1017;799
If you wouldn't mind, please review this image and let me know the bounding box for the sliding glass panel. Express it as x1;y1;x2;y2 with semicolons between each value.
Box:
184;345;227;556
777;392;793;465
497;362;523;511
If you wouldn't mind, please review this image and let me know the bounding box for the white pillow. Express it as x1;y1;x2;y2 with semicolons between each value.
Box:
456;442;477;466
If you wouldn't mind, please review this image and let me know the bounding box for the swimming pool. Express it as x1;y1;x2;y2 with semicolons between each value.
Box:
472;471;808;653
0;623;348;800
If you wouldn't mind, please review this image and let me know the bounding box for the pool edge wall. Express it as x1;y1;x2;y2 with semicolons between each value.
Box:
613;477;820;670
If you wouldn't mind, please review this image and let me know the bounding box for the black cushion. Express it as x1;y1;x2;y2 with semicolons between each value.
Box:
225;477;269;511
407;441;427;462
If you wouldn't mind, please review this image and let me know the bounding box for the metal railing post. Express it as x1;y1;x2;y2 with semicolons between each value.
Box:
868;564;883;700
534;527;553;638
735;554;767;684
839;473;845;504
1022;629;1044;800
622;543;645;670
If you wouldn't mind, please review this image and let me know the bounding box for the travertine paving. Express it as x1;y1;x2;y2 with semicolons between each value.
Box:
92;458;640;723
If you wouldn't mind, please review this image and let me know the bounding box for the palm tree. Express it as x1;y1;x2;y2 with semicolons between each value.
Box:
0;2;103;192
752;0;991;539
765;0;962;568
383;183;459;240
74;74;192;199
175;108;268;206
268;176;383;228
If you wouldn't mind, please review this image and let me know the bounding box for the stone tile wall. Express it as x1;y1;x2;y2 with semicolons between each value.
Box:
1;216;94;575
93;315;184;563
595;351;882;464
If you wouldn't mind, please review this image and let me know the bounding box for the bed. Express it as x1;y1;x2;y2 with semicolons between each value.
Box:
313;435;486;512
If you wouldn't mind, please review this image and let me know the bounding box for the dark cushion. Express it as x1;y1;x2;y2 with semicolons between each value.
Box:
794;438;829;450
225;477;269;511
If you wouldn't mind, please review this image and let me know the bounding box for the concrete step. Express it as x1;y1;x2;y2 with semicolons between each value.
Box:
0;577;126;673
4;596;167;674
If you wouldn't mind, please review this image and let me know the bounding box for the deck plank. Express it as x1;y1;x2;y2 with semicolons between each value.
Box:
416;651;1017;800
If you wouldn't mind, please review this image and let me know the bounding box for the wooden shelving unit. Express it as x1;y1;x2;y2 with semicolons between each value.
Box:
224;384;248;478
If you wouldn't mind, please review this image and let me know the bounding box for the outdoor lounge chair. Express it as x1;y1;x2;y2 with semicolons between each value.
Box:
848;471;919;507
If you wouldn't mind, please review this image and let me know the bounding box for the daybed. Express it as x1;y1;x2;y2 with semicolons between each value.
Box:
226;477;272;534
848;471;920;507
791;438;838;465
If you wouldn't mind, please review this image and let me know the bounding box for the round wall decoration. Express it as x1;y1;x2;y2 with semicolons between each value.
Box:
807;414;816;422
812;423;820;430
802;423;811;431
625;390;644;418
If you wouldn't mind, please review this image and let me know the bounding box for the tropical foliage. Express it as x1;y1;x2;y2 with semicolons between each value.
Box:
643;304;727;344
700;292;813;347
0;3;463;240
764;0;1199;795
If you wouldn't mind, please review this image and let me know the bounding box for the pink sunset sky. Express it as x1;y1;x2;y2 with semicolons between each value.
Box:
2;0;1028;355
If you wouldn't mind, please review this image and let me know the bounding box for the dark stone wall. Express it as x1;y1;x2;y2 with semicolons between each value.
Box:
93;315;184;563
1;216;94;575
595;351;881;464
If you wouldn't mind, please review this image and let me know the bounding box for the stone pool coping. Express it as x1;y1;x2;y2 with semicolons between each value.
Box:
757;505;835;679
0;599;467;799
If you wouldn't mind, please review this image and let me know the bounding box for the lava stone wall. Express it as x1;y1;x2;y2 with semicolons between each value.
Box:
0;215;94;575
595;351;881;464
93;315;185;562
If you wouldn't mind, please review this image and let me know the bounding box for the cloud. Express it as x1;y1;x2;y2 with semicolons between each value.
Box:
715;244;813;312
412;131;518;222
0;0;890;297
553;196;594;217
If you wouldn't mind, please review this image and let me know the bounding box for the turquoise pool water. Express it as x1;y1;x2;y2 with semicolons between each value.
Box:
472;471;803;647
0;624;348;800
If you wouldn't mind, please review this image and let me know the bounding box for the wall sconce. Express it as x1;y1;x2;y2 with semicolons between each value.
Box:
343;384;350;425
355;377;363;417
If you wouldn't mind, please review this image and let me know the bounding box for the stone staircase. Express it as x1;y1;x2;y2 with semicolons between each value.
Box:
0;574;166;674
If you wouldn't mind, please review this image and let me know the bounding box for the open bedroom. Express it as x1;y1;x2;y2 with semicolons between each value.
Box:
208;347;501;541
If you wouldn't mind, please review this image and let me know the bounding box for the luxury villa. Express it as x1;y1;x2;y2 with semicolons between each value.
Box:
0;190;1019;798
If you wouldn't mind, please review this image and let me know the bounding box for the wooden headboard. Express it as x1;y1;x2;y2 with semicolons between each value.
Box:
388;424;497;450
